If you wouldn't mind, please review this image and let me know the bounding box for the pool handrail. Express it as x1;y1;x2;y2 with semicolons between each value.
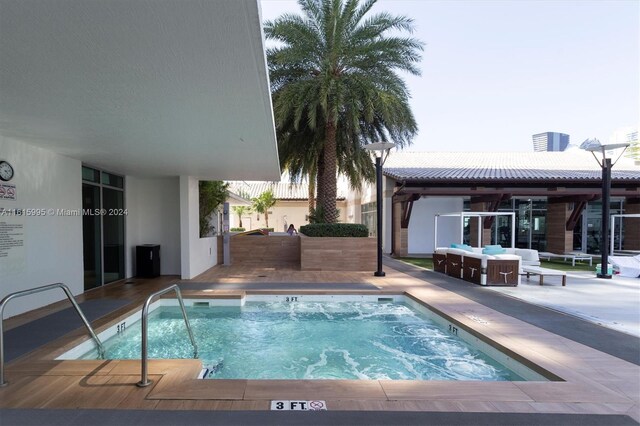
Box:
137;284;198;387
0;282;106;386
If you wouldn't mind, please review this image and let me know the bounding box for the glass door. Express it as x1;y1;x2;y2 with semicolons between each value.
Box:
515;200;532;248
82;183;102;290
82;166;125;289
573;216;584;252
585;201;602;254
531;200;547;251
102;187;125;283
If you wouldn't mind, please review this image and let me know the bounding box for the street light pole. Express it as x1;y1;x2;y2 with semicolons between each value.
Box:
364;142;396;278
599;158;612;278
374;154;384;276
580;138;630;279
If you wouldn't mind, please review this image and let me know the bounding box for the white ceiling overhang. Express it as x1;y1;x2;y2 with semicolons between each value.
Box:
0;0;280;180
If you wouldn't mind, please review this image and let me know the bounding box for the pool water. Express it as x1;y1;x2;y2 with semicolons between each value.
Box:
83;301;524;381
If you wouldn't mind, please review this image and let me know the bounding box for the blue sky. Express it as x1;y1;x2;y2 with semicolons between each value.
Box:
260;0;639;152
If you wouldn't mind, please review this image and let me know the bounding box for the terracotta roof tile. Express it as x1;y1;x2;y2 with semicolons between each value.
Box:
383;151;640;181
227;181;346;200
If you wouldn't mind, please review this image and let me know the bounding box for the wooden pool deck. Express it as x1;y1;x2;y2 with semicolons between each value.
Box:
1;263;638;422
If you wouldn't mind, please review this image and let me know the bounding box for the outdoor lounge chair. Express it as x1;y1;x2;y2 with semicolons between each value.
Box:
538;251;592;266
608;255;640;278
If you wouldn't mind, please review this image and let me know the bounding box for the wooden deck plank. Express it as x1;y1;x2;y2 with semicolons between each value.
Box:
379;380;534;402
244;380;388;400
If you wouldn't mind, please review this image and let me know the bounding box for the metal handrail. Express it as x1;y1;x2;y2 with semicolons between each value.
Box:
0;283;105;386
137;284;197;387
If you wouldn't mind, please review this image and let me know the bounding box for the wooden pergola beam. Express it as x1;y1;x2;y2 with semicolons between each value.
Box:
566;201;588;231
399;194;420;229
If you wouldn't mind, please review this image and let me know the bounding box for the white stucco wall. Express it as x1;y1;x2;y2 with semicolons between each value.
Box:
125;177;181;277
408;197;464;254
0;136;83;317
344;191;362;224
179;176;217;279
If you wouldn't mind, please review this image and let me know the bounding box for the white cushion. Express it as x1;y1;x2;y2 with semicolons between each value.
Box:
609;256;640;278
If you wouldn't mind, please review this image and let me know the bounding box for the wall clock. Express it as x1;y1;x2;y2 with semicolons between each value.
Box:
0;161;14;182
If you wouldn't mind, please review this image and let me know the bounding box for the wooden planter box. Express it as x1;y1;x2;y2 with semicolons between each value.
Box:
229;235;300;268
300;235;376;271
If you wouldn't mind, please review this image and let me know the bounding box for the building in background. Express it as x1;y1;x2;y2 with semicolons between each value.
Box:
532;132;570;152
375;151;640;257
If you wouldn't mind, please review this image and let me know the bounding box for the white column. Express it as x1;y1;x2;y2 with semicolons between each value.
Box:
179;176;193;279
179;176;218;279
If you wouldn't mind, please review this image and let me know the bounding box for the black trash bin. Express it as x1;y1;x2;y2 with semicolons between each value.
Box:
136;244;160;278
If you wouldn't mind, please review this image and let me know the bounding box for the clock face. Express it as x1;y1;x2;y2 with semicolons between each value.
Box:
0;161;14;181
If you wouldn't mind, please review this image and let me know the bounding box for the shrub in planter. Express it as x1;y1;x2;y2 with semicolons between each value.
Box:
230;227;245;232
300;223;369;237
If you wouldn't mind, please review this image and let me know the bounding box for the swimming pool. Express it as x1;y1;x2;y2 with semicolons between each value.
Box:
59;295;547;381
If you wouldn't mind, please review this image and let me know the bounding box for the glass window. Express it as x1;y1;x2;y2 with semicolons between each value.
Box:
82;166;100;183
101;171;124;188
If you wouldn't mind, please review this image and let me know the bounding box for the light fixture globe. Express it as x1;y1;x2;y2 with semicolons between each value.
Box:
364;142;397;152
580;138;631;156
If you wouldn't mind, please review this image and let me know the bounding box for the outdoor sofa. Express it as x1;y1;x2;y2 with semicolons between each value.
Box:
434;245;541;286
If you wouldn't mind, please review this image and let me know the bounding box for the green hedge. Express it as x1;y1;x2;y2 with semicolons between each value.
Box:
299;223;369;237
230;227;245;232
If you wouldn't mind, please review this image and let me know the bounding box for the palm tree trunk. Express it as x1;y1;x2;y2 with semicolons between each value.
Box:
308;173;315;216
316;148;326;220
322;119;339;223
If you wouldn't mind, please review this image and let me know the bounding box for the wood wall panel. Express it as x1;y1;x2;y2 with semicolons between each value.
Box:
230;235;300;268
624;198;640;250
546;203;572;254
300;237;376;271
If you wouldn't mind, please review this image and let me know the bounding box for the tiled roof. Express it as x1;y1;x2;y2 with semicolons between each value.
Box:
227;181;346;200
383;151;640;182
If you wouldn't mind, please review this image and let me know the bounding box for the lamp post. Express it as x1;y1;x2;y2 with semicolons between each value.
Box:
580;139;630;279
365;142;396;277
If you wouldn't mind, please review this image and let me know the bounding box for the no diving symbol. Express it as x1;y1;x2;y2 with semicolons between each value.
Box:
0;187;5;197
6;187;15;197
309;400;326;410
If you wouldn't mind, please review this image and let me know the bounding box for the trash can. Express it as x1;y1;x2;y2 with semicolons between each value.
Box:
136;244;160;278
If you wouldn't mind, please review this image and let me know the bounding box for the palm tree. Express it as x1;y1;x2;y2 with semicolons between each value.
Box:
232;205;252;228
266;0;423;222
252;189;277;229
